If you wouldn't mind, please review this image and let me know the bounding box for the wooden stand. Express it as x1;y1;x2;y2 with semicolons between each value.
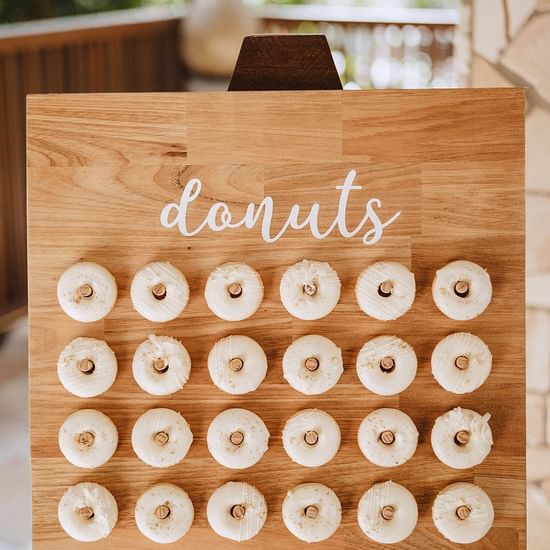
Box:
229;35;342;91
27;35;525;549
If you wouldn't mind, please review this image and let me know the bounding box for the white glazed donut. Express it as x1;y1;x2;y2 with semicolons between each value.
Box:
57;261;117;322
431;333;492;394
432;482;494;544
356;335;417;396
131;262;189;322
282;483;341;543
207;408;270;469
58;482;118;542
280;259;341;320
207;481;267;541
282;334;343;395
132;335;191;396
355;261;415;321
135;483;194;543
431;407;493;469
207;335;267;395
132;408;193;468
432;260;492;320
59;409;118;469
282;409;340;468
357;480;418;544
358;408;418;467
205;262;263;321
57;337;117;398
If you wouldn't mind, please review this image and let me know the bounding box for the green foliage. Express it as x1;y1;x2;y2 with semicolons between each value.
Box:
0;0;457;25
410;0;458;7
1;0;132;23
0;0;188;23
255;0;457;6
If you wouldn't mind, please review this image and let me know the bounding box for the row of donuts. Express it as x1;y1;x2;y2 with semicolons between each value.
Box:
58;331;492;398
57;258;493;323
59;406;493;471
59;479;494;545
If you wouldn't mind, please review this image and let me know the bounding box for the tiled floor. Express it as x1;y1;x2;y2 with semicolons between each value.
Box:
0;317;30;550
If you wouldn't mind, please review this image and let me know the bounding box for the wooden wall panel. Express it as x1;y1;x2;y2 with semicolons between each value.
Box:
0;14;183;315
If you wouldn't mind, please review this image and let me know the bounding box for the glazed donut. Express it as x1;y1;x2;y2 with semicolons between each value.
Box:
358;408;418;467
132;335;191;396
135;483;194;543
357;480;418;544
57;337;117;398
431;407;493;469
355;261;415;321
282;483;341;543
207;481;267;541
432;482;494;544
207;335;267;395
131;262;189;322
205;262;263;321
282;409;340;468
356;335;417;396
132;408;193;468
59;409;118;469
282;334;343;395
58;482;118;542
57;261;117;322
280;259;341;320
432;260;492;320
431;333;492;394
207;408;270;469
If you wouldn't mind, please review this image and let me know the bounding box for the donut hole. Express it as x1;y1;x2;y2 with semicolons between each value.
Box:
229;357;244;372
381;505;395;521
454;280;470;298
303;282;318;296
152;283;167;301
78;284;94;299
228;282;243;299
304;505;319;519
154;431;170;446
378;281;393;298
454;430;470;447
78;506;95;521
455;355;470;370
78;431;95;447
78;358;95;375
155;504;171;520
456;505;471;521
379;356;396;374
230;504;246;520
304;357;320;371
379;430;395;446
152;357;169;374
229;431;245;446
304;430;319;446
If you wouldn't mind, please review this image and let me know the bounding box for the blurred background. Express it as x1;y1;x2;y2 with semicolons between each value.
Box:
1;0;549;548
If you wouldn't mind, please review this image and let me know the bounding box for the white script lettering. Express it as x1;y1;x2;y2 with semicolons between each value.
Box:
160;170;401;245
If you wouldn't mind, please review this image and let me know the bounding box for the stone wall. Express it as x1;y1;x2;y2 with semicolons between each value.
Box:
458;1;550;548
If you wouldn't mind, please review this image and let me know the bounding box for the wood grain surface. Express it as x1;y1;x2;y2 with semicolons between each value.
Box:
0;11;183;315
27;89;525;549
228;35;343;91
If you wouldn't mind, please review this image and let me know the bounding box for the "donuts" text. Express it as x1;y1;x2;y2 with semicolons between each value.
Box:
160;169;401;245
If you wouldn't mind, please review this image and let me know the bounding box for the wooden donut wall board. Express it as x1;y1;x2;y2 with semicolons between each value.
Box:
27;89;525;549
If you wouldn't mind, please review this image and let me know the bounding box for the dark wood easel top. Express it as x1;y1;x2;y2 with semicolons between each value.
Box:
228;34;342;91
